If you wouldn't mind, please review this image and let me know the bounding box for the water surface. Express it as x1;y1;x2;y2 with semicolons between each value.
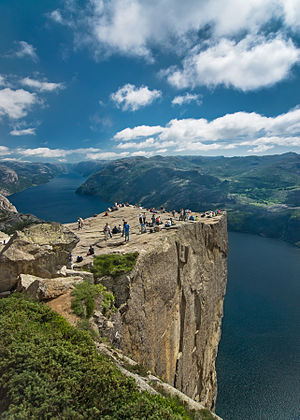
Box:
9;173;110;223
216;232;300;420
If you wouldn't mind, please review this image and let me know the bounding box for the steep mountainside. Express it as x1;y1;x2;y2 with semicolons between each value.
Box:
77;154;300;246
0;161;68;196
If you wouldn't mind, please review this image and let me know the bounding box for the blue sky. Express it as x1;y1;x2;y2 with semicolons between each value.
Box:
0;0;300;162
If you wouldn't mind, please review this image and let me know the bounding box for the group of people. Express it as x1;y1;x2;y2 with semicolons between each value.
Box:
74;206;223;258
104;220;130;241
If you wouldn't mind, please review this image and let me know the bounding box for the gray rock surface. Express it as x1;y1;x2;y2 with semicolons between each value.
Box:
24;275;83;300
115;216;228;410
0;194;17;212
0;223;79;293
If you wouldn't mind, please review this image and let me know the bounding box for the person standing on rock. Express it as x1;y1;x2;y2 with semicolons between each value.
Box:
104;223;112;240
78;217;84;230
124;222;130;242
138;213;143;225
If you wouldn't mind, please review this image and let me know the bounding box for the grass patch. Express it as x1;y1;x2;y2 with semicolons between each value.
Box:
92;252;138;278
71;281;115;319
0;294;197;419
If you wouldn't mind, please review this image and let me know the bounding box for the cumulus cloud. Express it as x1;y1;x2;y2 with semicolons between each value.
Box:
114;125;163;141
57;0;300;60
111;84;161;111
0;88;38;119
113;108;300;154
10;127;36;136
14;41;38;62
17;147;70;158
49;9;64;24
21;77;64;92
0;146;11;156
172;93;201;105
16;147;102;159
85;151;129;160
166;35;300;91
0;75;6;87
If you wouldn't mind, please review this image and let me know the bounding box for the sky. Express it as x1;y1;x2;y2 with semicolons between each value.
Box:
0;0;300;162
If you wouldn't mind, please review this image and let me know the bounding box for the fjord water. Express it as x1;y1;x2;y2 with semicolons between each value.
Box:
9;173;110;223
216;232;300;420
9;174;300;419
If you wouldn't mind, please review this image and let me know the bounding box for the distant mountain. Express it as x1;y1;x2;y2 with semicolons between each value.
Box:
77;153;300;246
0;161;68;196
72;160;108;177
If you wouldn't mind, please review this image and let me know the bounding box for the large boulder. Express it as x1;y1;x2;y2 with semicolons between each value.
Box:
0;223;79;293
24;275;83;300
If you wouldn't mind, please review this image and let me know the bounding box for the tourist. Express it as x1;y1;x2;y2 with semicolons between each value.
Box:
122;219;126;237
112;225;119;234
141;222;147;233
104;223;112;240
143;212;146;224
189;215;195;221
118;224;122;233
165;219;172;227
77;217;84;230
172;209;176;218
87;245;94;256
138;213;143;225
69;253;73;269
124;222;130;241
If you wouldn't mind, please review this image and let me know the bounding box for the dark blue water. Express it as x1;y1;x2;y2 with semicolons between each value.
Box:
216;232;300;420
9;175;300;419
9;173;110;223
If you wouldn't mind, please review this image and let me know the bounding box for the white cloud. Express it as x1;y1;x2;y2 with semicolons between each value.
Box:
282;0;300;31
85;151;129;160
131;150;153;157
0;75;6;87
166;35;300;91
0;146;11;156
14;41;38;62
113;108;300;154
17;147;70;158
0;88;38;119
117;137;155;149
59;0;300;60
10;128;36;136
21;77;64;92
114;125;163;141
248;144;274;153
111;84;161;111
172;93;201;105
49;9;64;24
15;147;102;159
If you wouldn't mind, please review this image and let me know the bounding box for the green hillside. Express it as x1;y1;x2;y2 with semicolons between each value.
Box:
77;153;300;246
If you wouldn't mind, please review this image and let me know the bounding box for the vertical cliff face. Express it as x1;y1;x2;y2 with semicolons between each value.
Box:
114;216;228;410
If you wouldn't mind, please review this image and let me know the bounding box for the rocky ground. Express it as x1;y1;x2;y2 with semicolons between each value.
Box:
65;206;223;266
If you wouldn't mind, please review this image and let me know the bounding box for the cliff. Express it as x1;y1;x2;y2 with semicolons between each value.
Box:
67;207;228;410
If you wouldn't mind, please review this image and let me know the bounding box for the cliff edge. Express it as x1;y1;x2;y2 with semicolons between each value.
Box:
67;207;228;410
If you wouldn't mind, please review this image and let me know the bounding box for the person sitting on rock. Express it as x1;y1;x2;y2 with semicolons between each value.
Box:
87;245;95;256
165;219;172;227
189;215;195;221
112;225;119;234
118;224;122;233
